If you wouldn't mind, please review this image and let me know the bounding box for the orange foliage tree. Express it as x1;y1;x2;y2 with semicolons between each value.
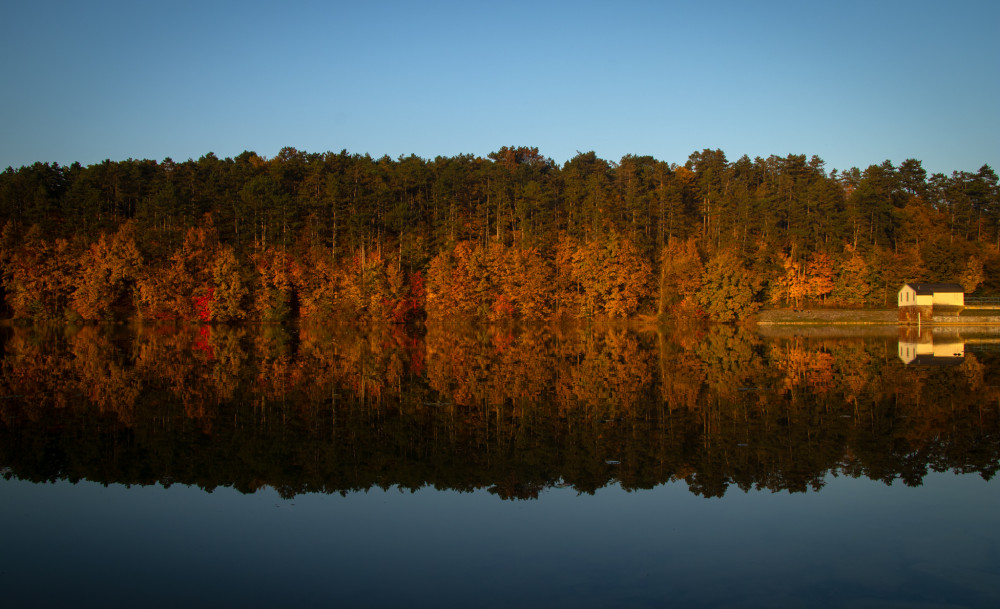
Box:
426;241;486;318
210;245;249;321
694;249;763;321
658;237;703;315
426;240;554;321
252;246;300;322
136;219;219;321
772;251;835;308
70;222;143;320
484;242;553;321
3;226;80;320
771;252;810;308
806;252;835;304
830;247;872;307
555;231;651;318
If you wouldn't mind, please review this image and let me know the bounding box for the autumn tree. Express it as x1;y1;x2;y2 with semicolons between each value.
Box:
252;245;300;322
556;231;651;318
135;218;219;321
771;252;810;308
426;241;483;318
959;256;985;294
70;222;143;320
426;240;553;322
3;226;80;320
806;251;835;304
695;249;764;322
658;237;703;315
296;246;343;321
211;245;249;321
484;242;553;321
830;247;872;307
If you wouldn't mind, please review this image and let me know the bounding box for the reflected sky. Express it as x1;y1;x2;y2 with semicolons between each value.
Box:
2;472;998;608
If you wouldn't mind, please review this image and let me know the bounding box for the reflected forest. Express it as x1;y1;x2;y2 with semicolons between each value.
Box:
2;323;998;500
2;147;999;323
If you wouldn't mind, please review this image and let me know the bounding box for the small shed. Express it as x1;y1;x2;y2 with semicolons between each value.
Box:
897;283;965;323
897;283;965;307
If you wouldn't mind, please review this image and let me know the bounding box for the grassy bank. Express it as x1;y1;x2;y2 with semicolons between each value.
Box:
756;308;897;325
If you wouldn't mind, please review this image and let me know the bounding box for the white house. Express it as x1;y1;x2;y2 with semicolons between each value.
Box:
897;283;965;307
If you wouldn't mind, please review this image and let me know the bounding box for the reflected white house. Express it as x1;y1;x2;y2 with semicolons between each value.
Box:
898;331;965;365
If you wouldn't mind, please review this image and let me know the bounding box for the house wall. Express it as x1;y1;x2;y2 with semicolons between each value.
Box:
897;339;962;363
897;286;937;306
932;292;964;306
897;286;916;306
933;341;965;358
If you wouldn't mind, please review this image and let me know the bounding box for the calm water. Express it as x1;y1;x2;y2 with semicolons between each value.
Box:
2;322;999;608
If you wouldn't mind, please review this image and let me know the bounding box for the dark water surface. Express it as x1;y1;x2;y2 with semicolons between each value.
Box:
2;323;999;608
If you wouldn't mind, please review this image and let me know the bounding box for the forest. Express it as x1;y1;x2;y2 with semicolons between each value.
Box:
1;147;997;323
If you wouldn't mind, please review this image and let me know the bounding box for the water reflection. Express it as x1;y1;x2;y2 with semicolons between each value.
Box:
897;327;1000;366
898;327;963;365
1;322;998;499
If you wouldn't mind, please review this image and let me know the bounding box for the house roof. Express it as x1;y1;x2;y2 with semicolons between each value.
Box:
902;282;965;295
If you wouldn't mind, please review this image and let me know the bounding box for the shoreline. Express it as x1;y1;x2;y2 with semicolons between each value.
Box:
755;308;1000;327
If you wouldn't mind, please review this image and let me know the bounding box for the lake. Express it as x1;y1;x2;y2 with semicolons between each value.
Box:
2;322;999;608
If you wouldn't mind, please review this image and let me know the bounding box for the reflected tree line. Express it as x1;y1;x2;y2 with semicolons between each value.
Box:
1;323;998;499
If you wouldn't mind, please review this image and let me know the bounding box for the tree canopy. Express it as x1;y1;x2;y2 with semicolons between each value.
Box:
2;147;997;322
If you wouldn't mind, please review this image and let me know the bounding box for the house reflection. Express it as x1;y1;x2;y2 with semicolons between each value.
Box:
898;329;965;366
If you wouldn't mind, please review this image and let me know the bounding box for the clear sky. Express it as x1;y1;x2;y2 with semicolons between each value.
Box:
2;0;998;176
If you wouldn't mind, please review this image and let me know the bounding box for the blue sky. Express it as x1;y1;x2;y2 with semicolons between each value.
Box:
2;0;998;176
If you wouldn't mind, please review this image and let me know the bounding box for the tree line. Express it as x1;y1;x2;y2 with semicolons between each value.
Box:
1;147;997;322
